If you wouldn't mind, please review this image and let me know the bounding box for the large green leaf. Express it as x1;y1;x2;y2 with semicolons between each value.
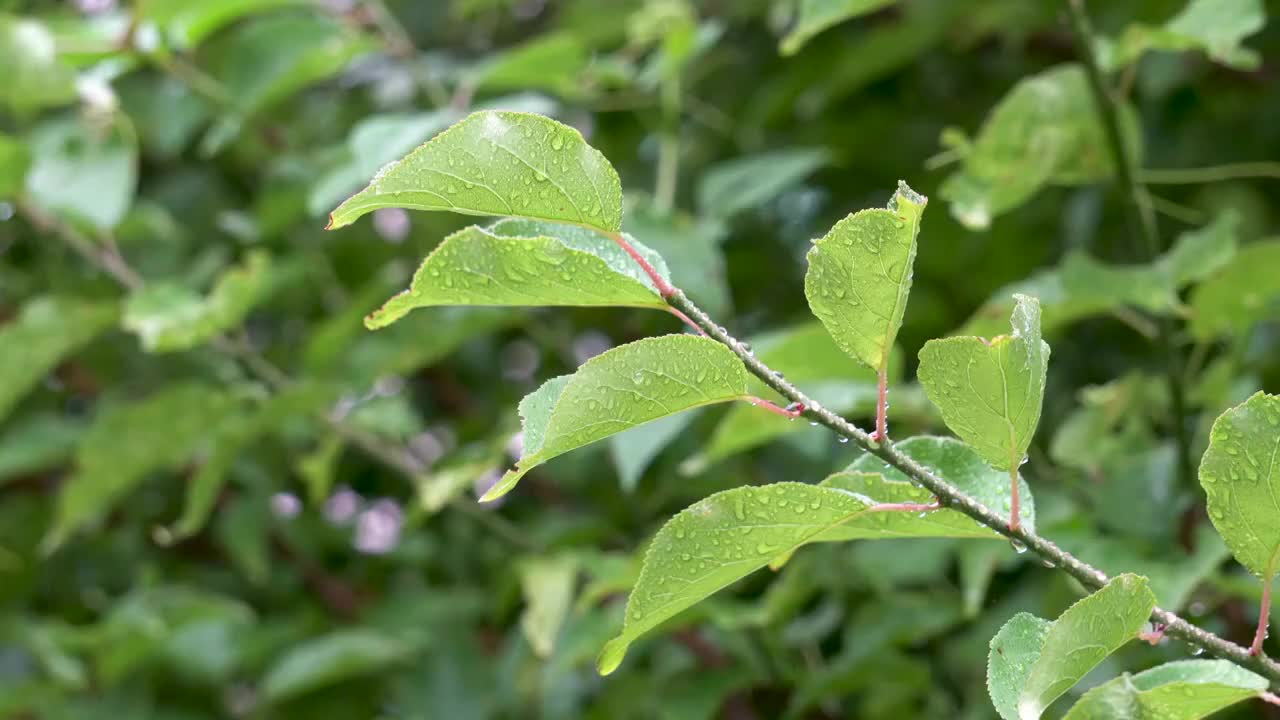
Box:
1102;0;1264;71
328;111;623;233
779;0;897;56
26;115;138;230
0;296;118;423
483;335;750;501
597;483;873;675
1189;241;1280;340
1199;392;1280;583
363;220;670;329
261;629;412;703
919;294;1049;472
804;181;927;372
697;148;828;219
1062;659;1268;719
987;575;1156;720
940;64;1140;230
122;251;274;352
0;15;77;113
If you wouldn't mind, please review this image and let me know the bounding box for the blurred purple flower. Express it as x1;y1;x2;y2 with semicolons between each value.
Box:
373;208;411;243
76;0;115;14
500;339;541;382
354;499;403;554
505;432;524;461
270;492;301;519
324;486;361;525
572;330;612;365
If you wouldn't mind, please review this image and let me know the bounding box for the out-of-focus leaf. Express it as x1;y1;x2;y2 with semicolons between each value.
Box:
0;296;117;423
44;383;242;550
940;64;1140;230
805;181;926;371
1062;526;1228;611
416;456;498;513
261;629;412;703
1189;241;1280;339
779;0;897;56
624;198;730;316
0;15;77;113
115;73;212;159
484;335;749;501
136;0;306;49
476;32;590;99
597;483;871;675
0;414;83;484
697;148;827;219
328;111;623;232
0;132;30;198
987;575;1155;720
1199;392;1280;583
364;221;670;329
122;251;273;352
1062;659;1267;719
919;294;1049;473
609;412;697;492
1102;0;1264;71
518;555;578;658
26;115;138;230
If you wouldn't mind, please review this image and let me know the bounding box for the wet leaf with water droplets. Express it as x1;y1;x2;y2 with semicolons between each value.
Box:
597;482;871;675
987;574;1155;720
483;336;750;501
918;294;1049;473
1061;659;1267;719
803;181;926;372
328;111;623;232
1199;392;1280;585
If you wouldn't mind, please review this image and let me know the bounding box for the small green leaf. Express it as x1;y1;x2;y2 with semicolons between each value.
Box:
364;221;670;329
1189;241;1280;340
1103;0;1264;71
0;15;77;113
261;629;411;703
779;0;897;56
518;555;578;658
0;296;118;423
697;148;828;219
328;111;623;233
1199;392;1280;584
940;64;1140;230
988;574;1156;720
804;181;927;371
1062;659;1268;719
122;251;274;352
26;115;138;230
484;335;749;501
597;483;872;675
137;0;307;49
918;294;1049;472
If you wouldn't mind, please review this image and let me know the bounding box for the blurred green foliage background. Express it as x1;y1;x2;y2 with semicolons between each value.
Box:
1;0;1278;717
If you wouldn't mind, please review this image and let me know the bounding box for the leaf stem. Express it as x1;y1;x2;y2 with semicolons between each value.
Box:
869;501;941;513
872;367;888;442
1008;465;1021;533
606;231;677;298
1252;577;1272;656
1140;162;1280;185
744;396;805;419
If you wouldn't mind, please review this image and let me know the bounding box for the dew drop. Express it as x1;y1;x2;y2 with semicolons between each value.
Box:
837;436;850;444
1010;539;1027;554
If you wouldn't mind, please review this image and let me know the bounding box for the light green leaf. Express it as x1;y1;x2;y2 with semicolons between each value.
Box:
1103;0;1264;71
0;414;83;484
940;64;1140;230
137;0;306;49
609;412;697;493
122;251;273;352
0;296;118;423
1189;241;1280;339
597;483;872;675
0;132;30;198
26;115;138;230
364;221;670;329
1063;659;1268;719
1200;392;1280;584
804;181;927;371
518;555;579;658
988;574;1156;720
0;15;77;113
261;629;411;703
45;384;242;550
918;294;1049;472
483;335;750;501
328;110;623;233
779;0;897;56
476;32;590;99
697;148;828;219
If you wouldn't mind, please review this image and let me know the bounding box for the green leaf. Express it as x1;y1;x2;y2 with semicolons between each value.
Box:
1199;392;1280;584
136;0;307;49
518;555;579;658
476;32;591;99
697;148;828;219
822;435;1036;539
0;15;77;114
0;132;30;199
609;412;697;492
624;198;731;316
328;111;623;233
44;384;242;550
0;413;83;484
1102;0;1264;71
804;181;927;371
0;296;118;423
597;482;873;675
1062;659;1268;719
363;221;670;329
940;64;1141;230
918;294;1049;472
987;574;1156;720
1189;241;1280;340
779;0;897;56
261;629;411;703
483;335;750;501
26;115;139;230
122;251;274;352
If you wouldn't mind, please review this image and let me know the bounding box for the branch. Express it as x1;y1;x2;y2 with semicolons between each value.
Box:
665;289;1280;689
